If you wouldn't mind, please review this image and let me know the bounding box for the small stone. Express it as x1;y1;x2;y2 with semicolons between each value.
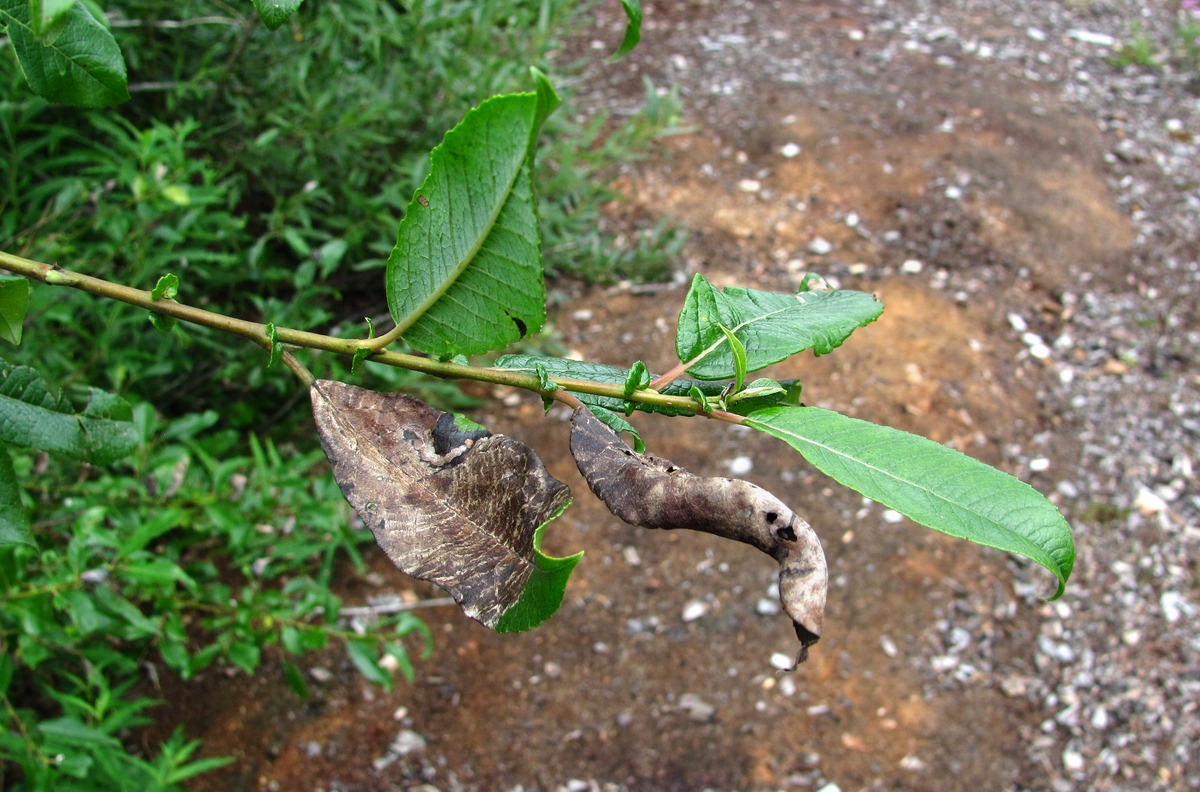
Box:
592;641;609;654
807;704;830;716
682;600;710;622
807;237;833;255
1161;591;1195;623
1062;746;1085;773
1007;313;1028;332
944;185;962;200
737;179;762;193
755;597;781;616
882;509;904;524
571;308;594;322
901;258;923;273
880;635;899;658
544;661;563;679
309;667;333;683
617;710;635;728
770;652;794;670
779;677;797;697
728;455;754;475
780;142;801;158
1135;488;1168;515
678;693;716;723
816;783;842;792
1068;30;1116;46
1029;457;1051;472
622;545;642;566
565;780;590;792
847;29;865;42
900;755;927;771
389;729;426;757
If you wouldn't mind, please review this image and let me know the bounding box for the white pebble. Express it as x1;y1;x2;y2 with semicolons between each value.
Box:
780;142;801;158
880;635;899;657
1062;747;1085;773
901;258;923;273
681;600;710;622
1161;591;1195;623
807;237;833;255
882;509;904;524
944;185;962;200
769;652;794;670
1134;487;1168;514
1007;313;1028;332
755;597;781;616
737;179;762;193
728;455;754;475
1029;457;1050;472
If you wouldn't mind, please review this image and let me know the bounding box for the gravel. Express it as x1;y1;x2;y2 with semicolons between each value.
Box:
851;3;1200;790
584;1;1199;788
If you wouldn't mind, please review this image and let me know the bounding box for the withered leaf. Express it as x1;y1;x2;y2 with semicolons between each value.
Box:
569;407;827;663
311;380;579;632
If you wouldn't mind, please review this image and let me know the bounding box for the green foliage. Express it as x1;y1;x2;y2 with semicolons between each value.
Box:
0;359;139;465
0;0;129;107
675;273;884;380
746;406;1075;599
385;75;560;357
0;276;29;344
0;405;430;787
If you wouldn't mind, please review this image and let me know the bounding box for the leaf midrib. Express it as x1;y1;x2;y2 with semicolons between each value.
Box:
391;158;530;337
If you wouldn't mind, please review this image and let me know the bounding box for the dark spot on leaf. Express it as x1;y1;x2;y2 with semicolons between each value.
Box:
766;512;778;524
512;317;528;338
416;194;430;208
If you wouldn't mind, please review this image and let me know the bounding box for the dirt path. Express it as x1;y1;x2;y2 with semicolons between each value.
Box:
169;1;1199;790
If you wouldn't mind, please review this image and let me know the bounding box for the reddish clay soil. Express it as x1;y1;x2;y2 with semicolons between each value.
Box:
153;1;1168;790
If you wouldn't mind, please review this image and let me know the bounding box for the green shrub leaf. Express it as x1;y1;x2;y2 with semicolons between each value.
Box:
0;444;34;547
0;360;139;464
613;0;642;57
675;274;883;380
0;0;129;107
385;78;559;358
30;0;74;39
746;406;1075;599
0;277;30;345
252;0;304;31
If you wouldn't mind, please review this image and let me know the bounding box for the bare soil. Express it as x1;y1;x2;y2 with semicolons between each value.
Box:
157;1;1199;790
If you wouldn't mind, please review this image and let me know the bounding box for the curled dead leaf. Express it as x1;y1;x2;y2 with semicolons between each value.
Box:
311;380;578;632
569;407;827;663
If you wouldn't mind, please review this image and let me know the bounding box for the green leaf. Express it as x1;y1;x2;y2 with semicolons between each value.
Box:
494;503;581;633
613;0;642;57
252;0;304;30
623;360;650;398
675;274;883;380
346;638;391;690
746;406;1075;599
148;312;177;333
0;360;139;464
38;716;120;747
264;322;282;369
0;0;129;107
227;640;261;674
282;660;310;699
30;0;73;39
0;444;34;547
385;78;560;358
0;277;30;345
150;273;178;301
717;324;747;392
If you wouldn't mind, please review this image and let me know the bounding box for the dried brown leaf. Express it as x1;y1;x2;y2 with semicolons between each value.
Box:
569;407;827;663
311;380;573;629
